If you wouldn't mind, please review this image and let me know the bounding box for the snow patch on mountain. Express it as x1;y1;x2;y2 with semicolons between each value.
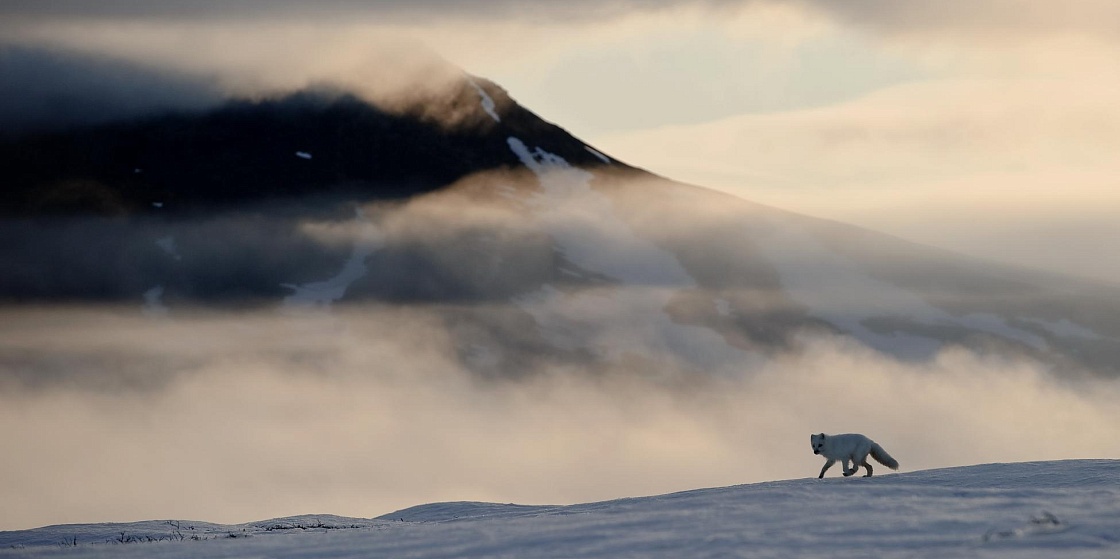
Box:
957;312;1047;349
282;209;383;308
468;78;501;123
1025;317;1105;340
584;146;611;164
142;285;167;317
141;236;182;315
155;236;181;261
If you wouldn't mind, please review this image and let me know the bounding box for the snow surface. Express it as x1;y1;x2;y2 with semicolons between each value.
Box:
2;460;1116;558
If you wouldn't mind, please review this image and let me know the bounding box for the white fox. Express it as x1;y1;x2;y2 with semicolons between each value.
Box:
810;433;898;479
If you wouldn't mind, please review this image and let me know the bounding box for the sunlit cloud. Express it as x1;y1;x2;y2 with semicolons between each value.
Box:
2;173;1118;530
599;73;1120;284
2;305;1117;531
798;0;1120;42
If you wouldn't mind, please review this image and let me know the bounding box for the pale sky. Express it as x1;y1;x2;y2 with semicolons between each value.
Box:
3;0;1118;284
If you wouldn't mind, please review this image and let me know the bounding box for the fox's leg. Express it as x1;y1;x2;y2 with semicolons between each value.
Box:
842;458;854;476
851;451;873;477
818;459;836;479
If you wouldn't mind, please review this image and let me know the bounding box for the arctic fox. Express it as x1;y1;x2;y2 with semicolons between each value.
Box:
810;433;898;479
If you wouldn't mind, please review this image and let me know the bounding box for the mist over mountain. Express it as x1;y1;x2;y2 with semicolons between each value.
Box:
0;47;613;216
0;46;225;136
2;45;1119;532
2;48;1117;376
3;48;1120;369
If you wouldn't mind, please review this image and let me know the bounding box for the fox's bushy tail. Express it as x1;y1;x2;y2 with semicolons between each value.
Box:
870;443;899;470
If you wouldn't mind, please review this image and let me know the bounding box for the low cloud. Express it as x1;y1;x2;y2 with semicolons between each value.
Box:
0;1;746;25
2;170;1118;530
1;305;1117;531
598;77;1120;285
798;0;1120;41
0;38;476;137
7;1;1120;42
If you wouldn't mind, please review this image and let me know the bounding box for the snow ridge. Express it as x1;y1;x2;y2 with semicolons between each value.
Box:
3;460;1116;558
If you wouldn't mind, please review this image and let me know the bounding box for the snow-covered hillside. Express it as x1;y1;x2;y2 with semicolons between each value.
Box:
2;460;1116;558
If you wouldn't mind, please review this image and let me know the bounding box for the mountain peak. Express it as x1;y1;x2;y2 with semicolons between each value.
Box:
0;56;618;217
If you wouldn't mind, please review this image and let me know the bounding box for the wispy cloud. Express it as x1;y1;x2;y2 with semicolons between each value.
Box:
2;304;1117;531
798;0;1120;41
0;45;223;133
0;1;746;24
598;72;1120;284
2;175;1119;529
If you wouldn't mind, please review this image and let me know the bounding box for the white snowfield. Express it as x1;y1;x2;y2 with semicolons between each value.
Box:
2;460;1116;558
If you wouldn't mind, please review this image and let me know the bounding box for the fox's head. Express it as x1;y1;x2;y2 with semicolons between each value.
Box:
810;433;826;455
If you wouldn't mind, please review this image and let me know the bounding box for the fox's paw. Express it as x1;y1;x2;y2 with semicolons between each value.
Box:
842;470;854;477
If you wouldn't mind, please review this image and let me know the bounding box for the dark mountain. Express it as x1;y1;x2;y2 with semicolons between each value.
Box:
0;78;616;216
1;61;1118;380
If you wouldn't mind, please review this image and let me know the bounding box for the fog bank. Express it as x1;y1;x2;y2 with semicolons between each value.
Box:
2;306;1117;531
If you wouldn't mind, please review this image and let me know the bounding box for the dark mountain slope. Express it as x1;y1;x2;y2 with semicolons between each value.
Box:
2;60;1118;379
0;78;617;216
